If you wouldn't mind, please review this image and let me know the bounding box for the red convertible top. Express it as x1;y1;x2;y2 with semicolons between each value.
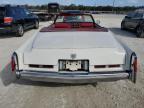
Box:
40;11;108;32
40;22;108;32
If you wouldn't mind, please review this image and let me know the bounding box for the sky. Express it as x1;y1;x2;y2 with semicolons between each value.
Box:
0;0;144;6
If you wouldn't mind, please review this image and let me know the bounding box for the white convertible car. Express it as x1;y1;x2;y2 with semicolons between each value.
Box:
11;11;138;83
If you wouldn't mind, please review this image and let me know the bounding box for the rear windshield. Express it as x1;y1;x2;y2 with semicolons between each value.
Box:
56;15;94;23
0;7;5;16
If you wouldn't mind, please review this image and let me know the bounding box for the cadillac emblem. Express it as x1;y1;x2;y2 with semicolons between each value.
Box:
71;54;76;59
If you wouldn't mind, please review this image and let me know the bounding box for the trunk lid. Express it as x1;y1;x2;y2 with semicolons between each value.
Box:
32;32;120;49
23;31;126;66
24;48;126;66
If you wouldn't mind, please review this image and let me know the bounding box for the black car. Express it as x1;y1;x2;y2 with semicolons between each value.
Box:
121;11;144;38
36;12;52;21
0;5;39;37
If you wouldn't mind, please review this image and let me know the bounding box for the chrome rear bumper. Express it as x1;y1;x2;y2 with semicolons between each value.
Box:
16;70;130;83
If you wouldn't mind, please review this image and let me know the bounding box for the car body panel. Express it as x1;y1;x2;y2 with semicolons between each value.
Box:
0;5;39;34
32;32;121;49
19;70;129;84
13;12;137;83
23;31;125;68
122;12;144;29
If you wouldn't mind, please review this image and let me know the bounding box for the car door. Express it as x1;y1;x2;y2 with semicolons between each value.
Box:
12;7;27;29
23;8;35;28
128;13;144;29
124;12;136;29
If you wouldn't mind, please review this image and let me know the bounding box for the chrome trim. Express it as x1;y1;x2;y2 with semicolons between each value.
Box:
16;70;130;83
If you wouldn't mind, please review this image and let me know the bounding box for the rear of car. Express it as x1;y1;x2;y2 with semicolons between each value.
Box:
0;6;13;33
0;6;23;35
0;5;39;37
11;32;138;84
11;13;138;84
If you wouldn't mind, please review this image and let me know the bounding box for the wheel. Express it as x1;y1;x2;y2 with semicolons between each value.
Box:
34;20;39;29
121;21;126;30
16;24;24;37
136;26;144;38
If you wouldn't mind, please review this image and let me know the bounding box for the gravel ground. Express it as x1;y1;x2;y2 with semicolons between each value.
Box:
0;14;144;108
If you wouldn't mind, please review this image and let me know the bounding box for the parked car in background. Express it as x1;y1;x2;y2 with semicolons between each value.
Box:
35;12;52;21
121;11;144;38
0;5;39;37
32;3;60;21
139;21;144;37
11;11;138;84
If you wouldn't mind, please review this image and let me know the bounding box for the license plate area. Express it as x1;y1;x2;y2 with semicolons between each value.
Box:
59;60;89;72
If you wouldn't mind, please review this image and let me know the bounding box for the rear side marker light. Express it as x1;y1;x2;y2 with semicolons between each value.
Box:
133;57;138;73
11;56;16;72
4;17;13;23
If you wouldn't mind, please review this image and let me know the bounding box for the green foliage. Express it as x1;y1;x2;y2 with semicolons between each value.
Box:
26;4;142;13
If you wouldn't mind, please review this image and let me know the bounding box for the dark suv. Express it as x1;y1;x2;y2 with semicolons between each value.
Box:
121;11;144;38
0;5;39;37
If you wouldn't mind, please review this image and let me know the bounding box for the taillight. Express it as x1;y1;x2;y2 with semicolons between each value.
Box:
4;17;13;23
130;54;138;83
11;56;16;72
133;57;137;73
